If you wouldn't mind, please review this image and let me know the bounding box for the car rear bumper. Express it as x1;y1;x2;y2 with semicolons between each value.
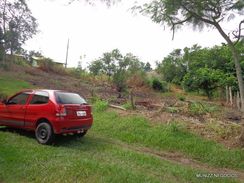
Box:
53;117;93;134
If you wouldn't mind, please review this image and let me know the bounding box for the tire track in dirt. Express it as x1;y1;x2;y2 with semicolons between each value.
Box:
96;135;244;181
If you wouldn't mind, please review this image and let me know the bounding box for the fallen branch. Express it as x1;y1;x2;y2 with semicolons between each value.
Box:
109;104;126;111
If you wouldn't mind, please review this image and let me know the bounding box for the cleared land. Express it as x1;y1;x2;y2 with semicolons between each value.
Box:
0;65;243;183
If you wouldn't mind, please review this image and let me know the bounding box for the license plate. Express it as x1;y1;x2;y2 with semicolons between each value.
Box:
76;111;86;117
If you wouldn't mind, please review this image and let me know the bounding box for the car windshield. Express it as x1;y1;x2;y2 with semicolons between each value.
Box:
55;92;86;104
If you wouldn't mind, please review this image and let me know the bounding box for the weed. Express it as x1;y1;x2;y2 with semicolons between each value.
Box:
165;107;180;113
93;100;109;112
122;102;133;110
188;102;220;116
178;95;186;101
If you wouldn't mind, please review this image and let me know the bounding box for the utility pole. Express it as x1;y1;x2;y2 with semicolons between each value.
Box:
65;38;69;68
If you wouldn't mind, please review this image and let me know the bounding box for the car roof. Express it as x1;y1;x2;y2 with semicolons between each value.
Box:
21;89;63;94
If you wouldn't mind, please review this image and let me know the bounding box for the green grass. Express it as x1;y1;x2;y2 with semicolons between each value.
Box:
0;130;239;183
0;76;33;96
92;111;244;170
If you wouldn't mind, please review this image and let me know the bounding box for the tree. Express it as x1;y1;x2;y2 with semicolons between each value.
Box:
88;60;103;75
89;49;148;97
0;0;38;56
144;62;152;72
101;52;116;78
124;53;144;73
157;48;187;84
183;68;226;99
137;0;244;111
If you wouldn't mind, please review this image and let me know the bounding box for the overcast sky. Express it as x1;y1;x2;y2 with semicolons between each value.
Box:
24;0;243;68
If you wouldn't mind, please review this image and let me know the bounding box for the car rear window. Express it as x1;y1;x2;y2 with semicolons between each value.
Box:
55;92;86;104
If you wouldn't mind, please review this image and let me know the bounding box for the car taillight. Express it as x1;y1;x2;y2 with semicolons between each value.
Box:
56;105;67;117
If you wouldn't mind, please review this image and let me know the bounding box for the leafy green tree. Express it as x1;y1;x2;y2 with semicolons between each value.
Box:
137;0;244;111
125;53;144;73
88;60;103;75
0;0;38;55
101;52;116;78
157;49;187;84
183;68;227;99
89;49;148;97
144;62;152;72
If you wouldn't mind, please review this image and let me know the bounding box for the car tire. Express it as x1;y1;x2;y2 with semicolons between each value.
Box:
75;130;87;138
35;122;54;145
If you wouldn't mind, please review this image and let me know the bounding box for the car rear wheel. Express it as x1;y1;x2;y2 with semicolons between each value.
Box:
75;130;87;138
35;122;54;145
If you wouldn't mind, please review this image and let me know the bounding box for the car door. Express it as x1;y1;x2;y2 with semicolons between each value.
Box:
25;91;51;129
2;92;31;127
0;100;9;125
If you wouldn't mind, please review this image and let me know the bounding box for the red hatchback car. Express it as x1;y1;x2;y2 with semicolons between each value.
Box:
0;89;93;144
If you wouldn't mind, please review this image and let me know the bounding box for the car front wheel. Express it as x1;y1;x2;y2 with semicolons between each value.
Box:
35;122;54;145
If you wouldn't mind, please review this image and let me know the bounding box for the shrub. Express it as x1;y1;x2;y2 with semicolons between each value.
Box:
151;78;168;92
127;72;148;88
178;95;186;101
113;70;127;97
152;78;163;90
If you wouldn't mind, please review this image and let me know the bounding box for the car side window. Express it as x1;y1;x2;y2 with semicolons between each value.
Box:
30;91;49;105
8;93;30;105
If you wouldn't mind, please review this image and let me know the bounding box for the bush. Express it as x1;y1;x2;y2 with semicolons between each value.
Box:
113;70;127;97
127;72;148;88
151;78;168;92
178;95;186;101
152;78;163;90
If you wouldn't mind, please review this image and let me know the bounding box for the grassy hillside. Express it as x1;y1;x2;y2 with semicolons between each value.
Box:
0;68;243;183
0;76;33;96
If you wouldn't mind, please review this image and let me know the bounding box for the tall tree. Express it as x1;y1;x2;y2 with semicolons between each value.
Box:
137;0;244;111
157;48;187;84
0;0;38;56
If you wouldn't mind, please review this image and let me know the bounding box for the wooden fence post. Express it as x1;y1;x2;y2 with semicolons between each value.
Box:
226;86;229;104
237;91;241;110
229;86;233;106
130;90;136;110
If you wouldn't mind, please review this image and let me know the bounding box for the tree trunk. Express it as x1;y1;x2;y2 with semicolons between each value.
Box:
214;22;244;112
